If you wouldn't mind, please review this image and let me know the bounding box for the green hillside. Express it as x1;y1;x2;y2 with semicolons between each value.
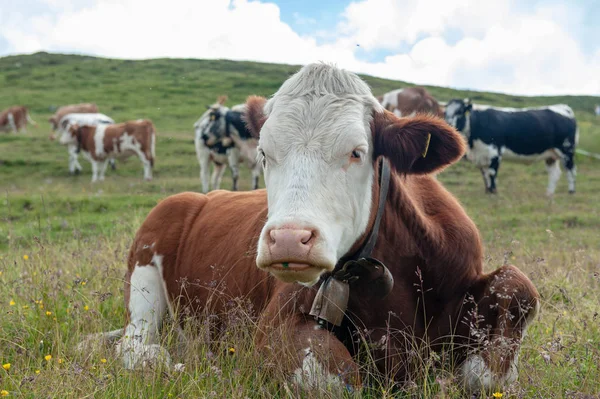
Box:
1;52;600;398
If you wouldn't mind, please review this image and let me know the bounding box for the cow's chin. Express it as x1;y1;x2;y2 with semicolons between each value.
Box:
259;262;332;286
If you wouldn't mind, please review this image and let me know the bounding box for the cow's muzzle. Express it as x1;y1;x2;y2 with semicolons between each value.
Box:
257;226;333;284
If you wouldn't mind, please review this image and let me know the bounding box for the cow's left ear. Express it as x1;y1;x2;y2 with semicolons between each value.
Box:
243;96;267;139
372;110;465;175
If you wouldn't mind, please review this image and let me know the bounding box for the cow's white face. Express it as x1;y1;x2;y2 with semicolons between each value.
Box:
250;64;466;285
256;95;376;284
444;99;470;132
58;124;77;145
200;106;229;147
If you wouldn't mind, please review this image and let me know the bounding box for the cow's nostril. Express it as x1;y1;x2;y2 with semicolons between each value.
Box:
300;230;314;245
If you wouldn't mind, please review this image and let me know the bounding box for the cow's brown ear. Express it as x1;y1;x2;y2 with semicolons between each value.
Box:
243;96;267;139
372;110;465;175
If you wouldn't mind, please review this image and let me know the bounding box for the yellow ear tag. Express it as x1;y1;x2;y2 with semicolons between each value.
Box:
422;133;431;158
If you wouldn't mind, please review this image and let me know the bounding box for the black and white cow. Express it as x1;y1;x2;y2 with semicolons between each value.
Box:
194;99;237;193
199;104;262;191
445;99;578;195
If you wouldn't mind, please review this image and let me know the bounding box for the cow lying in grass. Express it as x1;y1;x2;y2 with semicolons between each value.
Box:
81;63;539;393
58;120;156;182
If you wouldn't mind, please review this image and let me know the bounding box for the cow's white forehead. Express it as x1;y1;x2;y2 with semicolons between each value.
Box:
445;101;463;116
262;96;371;160
261;63;382;156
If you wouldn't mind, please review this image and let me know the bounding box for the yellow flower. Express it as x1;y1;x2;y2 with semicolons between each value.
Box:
2;363;10;371
100;358;107;364
80;281;86;286
46;311;52;316
22;305;29;310
492;393;503;398
58;359;63;364
83;305;89;311
35;370;40;374
23;255;29;260
228;347;235;354
44;355;52;361
0;390;8;396
9;300;15;306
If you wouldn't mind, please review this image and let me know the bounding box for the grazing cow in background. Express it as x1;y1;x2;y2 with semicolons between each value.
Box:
201;103;262;191
58;120;155;182
445;98;578;195
83;64;539;393
0;106;37;133
194;96;235;193
50;113;115;175
377;87;444;118
48;103;99;131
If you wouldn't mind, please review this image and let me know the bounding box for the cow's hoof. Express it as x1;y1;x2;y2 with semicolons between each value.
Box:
569;190;575;195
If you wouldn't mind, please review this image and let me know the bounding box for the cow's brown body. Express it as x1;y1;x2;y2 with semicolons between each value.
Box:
126;163;538;388
67;120;155;182
0;106;35;133
49;103;98;130
379;87;444;118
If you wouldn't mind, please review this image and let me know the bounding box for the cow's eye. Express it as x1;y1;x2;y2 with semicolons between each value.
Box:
350;149;362;160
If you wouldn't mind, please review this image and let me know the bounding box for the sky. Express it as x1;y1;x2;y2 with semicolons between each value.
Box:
0;0;599;96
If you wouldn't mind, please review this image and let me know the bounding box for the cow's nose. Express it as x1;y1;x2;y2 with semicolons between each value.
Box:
268;228;316;259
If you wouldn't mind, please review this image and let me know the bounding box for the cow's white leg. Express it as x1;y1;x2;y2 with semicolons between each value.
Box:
68;145;83;174
227;147;240;191
566;166;576;194
139;155;152;181
251;164;261;190
99;159;109;181
117;264;170;369
196;145;211;193
545;159;561;196
562;153;576;194
7;113;17;133
91;160;99;183
210;163;226;190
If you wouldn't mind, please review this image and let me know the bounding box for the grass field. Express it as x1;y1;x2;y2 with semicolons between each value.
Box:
1;52;600;398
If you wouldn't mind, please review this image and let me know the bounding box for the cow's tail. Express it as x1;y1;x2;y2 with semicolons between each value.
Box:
26;111;38;127
575;126;580;147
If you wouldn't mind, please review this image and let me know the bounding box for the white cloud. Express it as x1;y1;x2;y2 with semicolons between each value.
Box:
0;0;598;96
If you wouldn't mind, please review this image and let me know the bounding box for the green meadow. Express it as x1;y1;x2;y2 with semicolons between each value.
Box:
0;52;599;398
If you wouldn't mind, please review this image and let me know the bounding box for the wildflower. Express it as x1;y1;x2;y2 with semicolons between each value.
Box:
9;300;15;306
46;311;52;316
80;281;86;286
23;255;29;260
228;347;235;354
35;370;40;374
0;390;8;396
22;305;29;310
2;363;9;371
44;355;52;361
58;359;63;364
100;358;107;363
83;305;89;311
492;393;503;398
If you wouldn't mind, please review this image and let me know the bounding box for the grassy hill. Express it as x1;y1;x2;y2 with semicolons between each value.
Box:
1;52;600;398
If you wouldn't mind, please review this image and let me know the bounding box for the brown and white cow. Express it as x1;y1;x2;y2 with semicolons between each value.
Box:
84;64;539;393
0;106;37;133
59;120;155;182
378;87;444;118
49;103;99;131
